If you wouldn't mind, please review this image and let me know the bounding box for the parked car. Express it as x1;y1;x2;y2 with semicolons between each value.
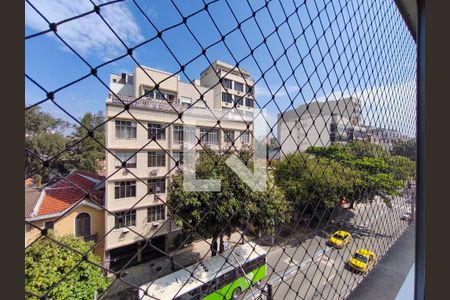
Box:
327;230;352;249
348;249;377;274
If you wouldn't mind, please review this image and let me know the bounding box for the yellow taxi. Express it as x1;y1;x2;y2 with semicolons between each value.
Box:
348;249;377;274
327;230;352;249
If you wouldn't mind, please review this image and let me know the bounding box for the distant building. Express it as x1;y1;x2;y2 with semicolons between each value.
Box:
277;97;369;155
25;170;105;258
369;127;412;151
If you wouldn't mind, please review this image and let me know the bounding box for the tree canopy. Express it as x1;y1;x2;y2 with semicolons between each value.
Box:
168;149;290;255
25;234;109;299
25;108;105;185
274;141;415;219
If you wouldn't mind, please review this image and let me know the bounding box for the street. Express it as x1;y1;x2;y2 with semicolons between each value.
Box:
242;196;412;300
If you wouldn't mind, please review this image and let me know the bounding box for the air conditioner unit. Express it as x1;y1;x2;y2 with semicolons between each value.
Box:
122;228;129;234
122;170;129;175
152;223;159;228
149;169;158;176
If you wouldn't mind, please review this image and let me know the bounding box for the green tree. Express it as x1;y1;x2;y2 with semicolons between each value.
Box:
25;107;71;185
25;234;109;299
273;153;361;221
391;139;417;161
306;141;415;208
69;111;105;172
168;149;290;256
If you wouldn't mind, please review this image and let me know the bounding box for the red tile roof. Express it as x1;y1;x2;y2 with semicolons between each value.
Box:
36;170;105;216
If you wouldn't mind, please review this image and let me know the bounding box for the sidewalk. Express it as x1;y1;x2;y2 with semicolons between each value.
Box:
106;231;247;298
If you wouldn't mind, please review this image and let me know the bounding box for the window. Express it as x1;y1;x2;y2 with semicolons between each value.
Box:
224;130;235;143
222;92;233;103
148;205;166;222
235;96;243;106
75;213;91;237
115;181;136;199
200;128;219;145
115;152;137;168
115;120;136;139
241;131;250;144
180;97;192;106
246;85;253;94
173;152;184;165
143;88;176;102
174;125;184;144
126;75;134;85
148;178;166;194
245;98;254;107
148;123;166;140
115;210;136;229
223;78;232;89
235;82;244;92
44;221;54;230
148;152;166;167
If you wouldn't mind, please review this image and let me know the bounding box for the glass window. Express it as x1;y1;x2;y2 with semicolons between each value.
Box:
222;92;233;103
241;131;250;144
126;75;134;85
148;123;166;140
224;130;235;143
75;213;91;237
114;181;136;199
235;82;244;92
148;178;166;194
115;210;136;229
223;78;233;89
235;96;243;106
44;221;54;230
245;98;254;107
173;152;184;165
148;205;166;222
246;85;253;94
115;152;137;168
200;128;219;145
148;152;166;167
174;125;184;144
144;89;176;102
115;120;136;139
180;97;192;106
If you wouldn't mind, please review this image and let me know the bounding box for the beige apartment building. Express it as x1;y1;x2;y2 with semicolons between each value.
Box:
104;62;255;270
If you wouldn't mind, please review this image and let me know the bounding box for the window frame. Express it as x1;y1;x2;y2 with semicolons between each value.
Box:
114;210;137;229
234;82;244;92
114;181;137;199
224;130;235;143
148;123;166;140
115;120;137;139
222;92;233;103
115;151;137;168
148;152;166;167
147;205;166;222
147;178;166;194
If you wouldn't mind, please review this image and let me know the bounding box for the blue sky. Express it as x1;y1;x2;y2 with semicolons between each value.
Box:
25;0;416;135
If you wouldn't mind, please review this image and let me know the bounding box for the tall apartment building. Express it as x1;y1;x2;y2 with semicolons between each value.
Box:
104;63;254;270
277;97;369;154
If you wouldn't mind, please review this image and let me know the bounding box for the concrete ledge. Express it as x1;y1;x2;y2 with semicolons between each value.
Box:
347;223;415;300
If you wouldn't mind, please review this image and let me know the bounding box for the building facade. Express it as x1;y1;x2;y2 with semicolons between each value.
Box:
277;97;369;155
104;63;255;270
25;170;106;258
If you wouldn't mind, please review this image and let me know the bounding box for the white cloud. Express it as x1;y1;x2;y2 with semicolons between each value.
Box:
25;0;145;59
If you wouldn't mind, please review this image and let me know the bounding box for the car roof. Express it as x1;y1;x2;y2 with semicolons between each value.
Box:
334;230;350;235
355;248;375;256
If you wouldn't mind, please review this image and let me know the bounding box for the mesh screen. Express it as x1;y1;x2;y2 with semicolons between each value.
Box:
25;0;416;299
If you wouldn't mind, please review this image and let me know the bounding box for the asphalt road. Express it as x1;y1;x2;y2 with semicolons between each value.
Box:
241;196;412;300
